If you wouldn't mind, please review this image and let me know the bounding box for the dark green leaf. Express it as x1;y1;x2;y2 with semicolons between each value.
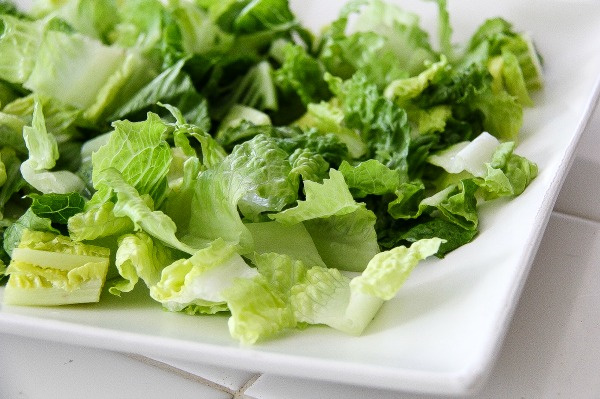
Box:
29;192;86;225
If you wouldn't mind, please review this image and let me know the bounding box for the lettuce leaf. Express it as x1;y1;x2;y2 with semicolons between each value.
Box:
20;98;85;194
110;231;174;295
92;112;171;206
224;238;441;344
0;15;46;84
272;169;379;272
3;229;110;305
188;133;299;250
149;238;258;314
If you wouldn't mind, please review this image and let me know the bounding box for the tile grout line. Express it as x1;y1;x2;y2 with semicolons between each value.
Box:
124;353;237;397
232;373;262;399
552;209;600;226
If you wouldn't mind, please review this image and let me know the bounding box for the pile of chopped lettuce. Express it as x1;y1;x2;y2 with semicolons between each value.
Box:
0;0;542;344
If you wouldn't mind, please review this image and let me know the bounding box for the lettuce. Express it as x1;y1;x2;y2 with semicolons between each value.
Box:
224;238;442;344
272;169;379;272
110;231;174;295
0;0;543;344
3;229;110;305
149;238;258;314
0;15;46;84
20;99;85;194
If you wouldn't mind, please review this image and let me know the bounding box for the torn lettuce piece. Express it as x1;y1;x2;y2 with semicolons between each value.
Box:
0;147;25;218
188;134;298;251
319;0;437;87
224;271;297;345
28;192;86;225
24;30;126;110
31;0;120;41
167;0;233;55
427;131;501;177
110;231;174;295
3;229;110;306
273;42;331;106
294;101;367;159
479;141;538;199
229;61;278;112
338;159;402;198
22;98;59;171
223;252;307;344
107;59;208;128
427;132;537;199
3;208;59;257
384;56;449;104
246;221;326;268
224;238;442;344
92;112;171;206
271;169;379;272
293;238;443;334
303;208;380;272
20;98;85;194
149;238;258;314
270;169;358;225
0;15;46;84
350;237;443;300
391;179;479;231
332;72;411;173
218;104;272;134
96;168;196;255
67;200;134;242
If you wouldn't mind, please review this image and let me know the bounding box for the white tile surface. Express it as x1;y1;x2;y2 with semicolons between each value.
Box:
244;213;600;399
147;355;258;392
0;333;232;399
554;99;600;221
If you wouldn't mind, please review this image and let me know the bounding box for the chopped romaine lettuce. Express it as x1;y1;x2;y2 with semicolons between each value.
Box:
3;229;110;305
0;0;542;344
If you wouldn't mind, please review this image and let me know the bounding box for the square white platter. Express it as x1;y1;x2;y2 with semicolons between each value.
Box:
1;0;600;395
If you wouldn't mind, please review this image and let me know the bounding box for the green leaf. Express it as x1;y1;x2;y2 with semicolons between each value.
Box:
108;59;209;129
274;42;331;106
188;134;298;251
97;168;196;254
24;30;128;110
246;221;326;268
339;159;402;197
337;72;411;172
3;229;110;305
229;61;278;111
350;237;443;300
92;112;171;206
33;0;120;41
294;101;367;159
384;56;449;104
0;147;25;217
223;272;296;344
20;99;85;194
67;200;134;242
217;0;295;35
29;192;86;225
150;238;258;314
304;208;380;272
110;231;174;295
270;169;357;225
0;15;46;84
3;208;59;257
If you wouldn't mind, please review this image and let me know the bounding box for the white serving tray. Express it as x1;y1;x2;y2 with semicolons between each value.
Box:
1;0;600;395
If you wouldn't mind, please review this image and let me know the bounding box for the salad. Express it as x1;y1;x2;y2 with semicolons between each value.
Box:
0;0;542;344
